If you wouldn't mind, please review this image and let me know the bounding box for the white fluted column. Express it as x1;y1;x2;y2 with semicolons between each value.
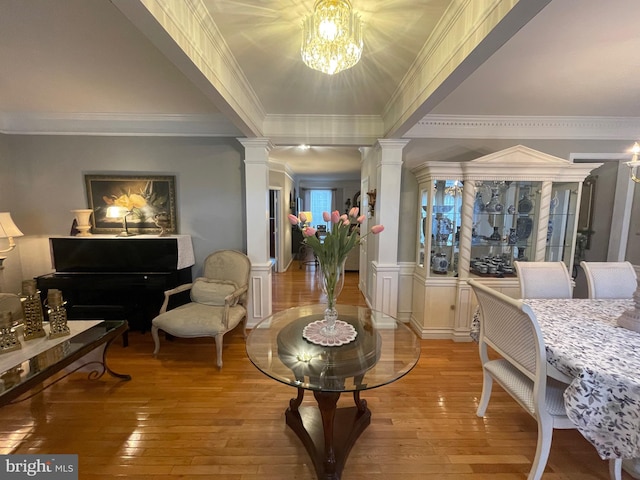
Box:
238;138;273;327
370;139;410;316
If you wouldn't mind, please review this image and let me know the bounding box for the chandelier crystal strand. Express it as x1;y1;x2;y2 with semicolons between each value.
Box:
301;0;363;75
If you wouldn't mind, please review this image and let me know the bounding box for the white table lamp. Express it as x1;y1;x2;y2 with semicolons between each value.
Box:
0;212;24;270
106;206;135;237
300;211;313;228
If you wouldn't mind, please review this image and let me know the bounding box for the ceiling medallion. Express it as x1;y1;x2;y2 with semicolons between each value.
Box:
301;0;363;75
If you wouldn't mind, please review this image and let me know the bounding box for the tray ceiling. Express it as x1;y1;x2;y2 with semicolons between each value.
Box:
1;0;639;179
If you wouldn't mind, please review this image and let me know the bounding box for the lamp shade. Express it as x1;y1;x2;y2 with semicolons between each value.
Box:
0;212;23;238
300;211;313;225
106;206;126;219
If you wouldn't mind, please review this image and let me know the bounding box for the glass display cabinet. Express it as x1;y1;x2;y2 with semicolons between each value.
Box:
545;182;579;267
417;180;463;276
411;145;602;341
469;180;541;277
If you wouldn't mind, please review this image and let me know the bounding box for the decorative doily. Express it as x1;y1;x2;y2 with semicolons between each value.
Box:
302;319;357;346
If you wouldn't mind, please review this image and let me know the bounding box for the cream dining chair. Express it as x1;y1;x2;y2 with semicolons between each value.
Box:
151;250;251;368
514;261;573;299
580;261;637;299
469;279;622;480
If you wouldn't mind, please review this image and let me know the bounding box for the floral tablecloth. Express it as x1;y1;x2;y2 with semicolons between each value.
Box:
472;298;640;460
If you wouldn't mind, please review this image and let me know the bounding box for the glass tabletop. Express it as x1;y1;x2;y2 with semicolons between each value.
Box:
246;304;421;392
0;320;127;401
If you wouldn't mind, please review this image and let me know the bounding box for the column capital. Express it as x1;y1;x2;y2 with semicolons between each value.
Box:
237;137;274;152
375;139;411;150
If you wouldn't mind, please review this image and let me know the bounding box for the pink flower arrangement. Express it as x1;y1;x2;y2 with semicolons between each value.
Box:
288;207;384;267
289;208;384;309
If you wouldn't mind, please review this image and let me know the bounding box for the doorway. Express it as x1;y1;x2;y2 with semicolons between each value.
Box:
269;189;280;271
573;161;620;297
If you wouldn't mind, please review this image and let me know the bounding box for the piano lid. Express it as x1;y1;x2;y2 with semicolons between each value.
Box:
49;235;195;273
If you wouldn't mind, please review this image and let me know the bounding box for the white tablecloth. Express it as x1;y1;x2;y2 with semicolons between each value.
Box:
473;298;640;460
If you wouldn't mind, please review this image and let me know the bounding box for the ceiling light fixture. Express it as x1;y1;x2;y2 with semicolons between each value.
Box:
626;142;640;183
301;0;363;75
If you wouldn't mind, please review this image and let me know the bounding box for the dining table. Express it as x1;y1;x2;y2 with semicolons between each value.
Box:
471;297;640;474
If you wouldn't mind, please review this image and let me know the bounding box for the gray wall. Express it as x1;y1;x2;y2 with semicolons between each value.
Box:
0;134;246;291
582;162;618;262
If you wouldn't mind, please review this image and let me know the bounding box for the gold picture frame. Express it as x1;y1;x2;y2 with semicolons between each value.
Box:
85;174;177;235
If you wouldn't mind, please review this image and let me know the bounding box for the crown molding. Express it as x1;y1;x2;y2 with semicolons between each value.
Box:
267;159;296;180
406;114;640;140
186;0;266;126
263;114;384;146
383;0;551;137
3;111;636;146
0;112;242;136
114;0;265;136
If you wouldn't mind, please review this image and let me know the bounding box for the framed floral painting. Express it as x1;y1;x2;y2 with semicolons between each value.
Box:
85;174;177;234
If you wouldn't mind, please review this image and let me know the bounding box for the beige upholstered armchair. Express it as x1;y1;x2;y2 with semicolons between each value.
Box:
151;250;251;368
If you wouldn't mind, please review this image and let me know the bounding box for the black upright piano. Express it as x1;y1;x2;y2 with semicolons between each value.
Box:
36;236;194;333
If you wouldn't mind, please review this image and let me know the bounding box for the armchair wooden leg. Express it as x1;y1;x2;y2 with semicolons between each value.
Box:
215;334;223;369
151;325;161;355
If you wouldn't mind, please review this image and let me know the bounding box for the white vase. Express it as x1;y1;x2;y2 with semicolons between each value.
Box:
71;209;93;236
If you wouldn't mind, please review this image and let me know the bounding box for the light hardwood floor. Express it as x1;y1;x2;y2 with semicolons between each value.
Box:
0;264;625;479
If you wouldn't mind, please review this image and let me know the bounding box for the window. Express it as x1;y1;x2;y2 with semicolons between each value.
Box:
309;190;333;229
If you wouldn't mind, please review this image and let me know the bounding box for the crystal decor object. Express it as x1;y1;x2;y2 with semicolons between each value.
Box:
21;279;46;341
47;289;70;339
0;311;21;353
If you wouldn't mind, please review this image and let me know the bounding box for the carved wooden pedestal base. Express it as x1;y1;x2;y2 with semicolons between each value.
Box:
285;387;371;480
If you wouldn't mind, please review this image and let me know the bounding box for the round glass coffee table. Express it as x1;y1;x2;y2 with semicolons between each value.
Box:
246;304;420;480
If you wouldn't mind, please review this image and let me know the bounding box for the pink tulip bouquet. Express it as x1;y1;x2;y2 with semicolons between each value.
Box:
288;208;384;314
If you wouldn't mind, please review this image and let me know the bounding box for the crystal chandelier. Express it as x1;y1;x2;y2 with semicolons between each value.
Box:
301;0;363;75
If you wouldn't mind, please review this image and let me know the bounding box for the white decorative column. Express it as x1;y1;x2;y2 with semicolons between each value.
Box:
238;138;273;327
534;181;553;261
370;139;410;316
